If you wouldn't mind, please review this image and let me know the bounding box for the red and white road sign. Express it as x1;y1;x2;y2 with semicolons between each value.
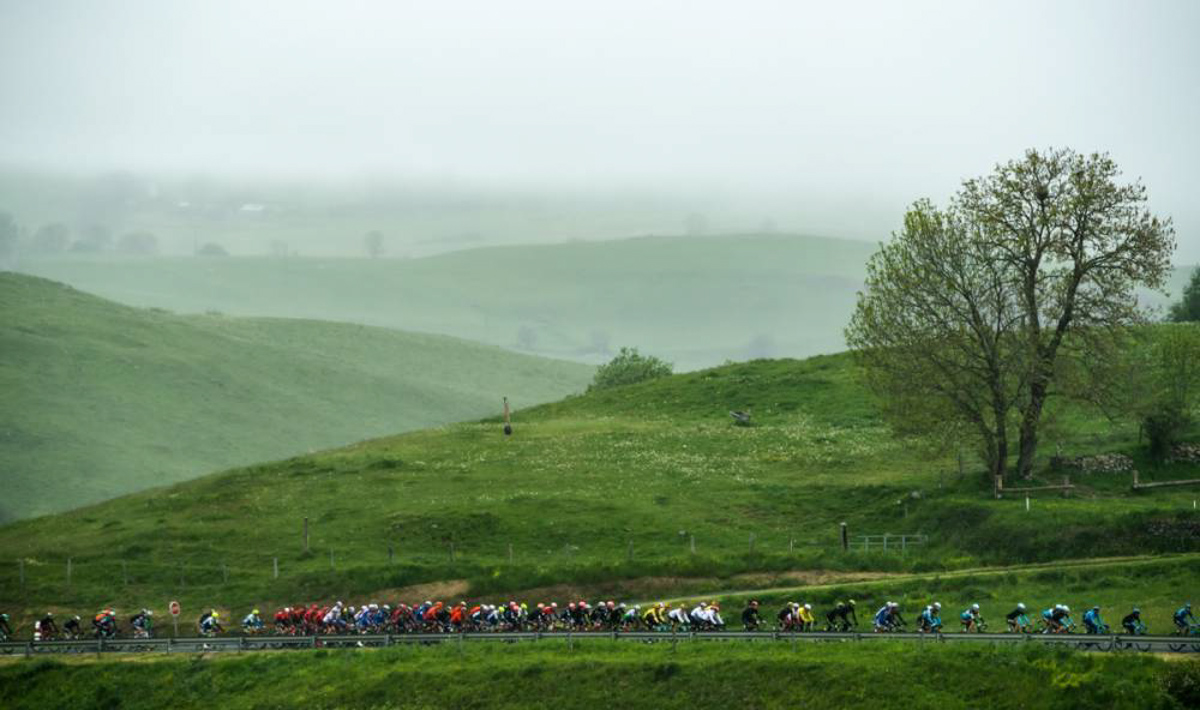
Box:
169;600;181;617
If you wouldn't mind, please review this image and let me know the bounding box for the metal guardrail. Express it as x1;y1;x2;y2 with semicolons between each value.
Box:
2;631;1197;656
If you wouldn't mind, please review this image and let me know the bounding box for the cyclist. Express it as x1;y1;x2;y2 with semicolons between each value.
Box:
1044;604;1071;633
873;602;899;632
1005;603;1030;633
1082;606;1107;634
242;608;264;634
1174;603;1196;634
63;615;83;639
825;599;857;631
778;602;798;631
1121;608;1146;635
93;609;117;638
130;609;153;638
960;604;983;632
918;602;942;633
742;601;761;631
798;603;815;632
668;604;691;630
198;609;223;636
34;612;59;641
0;613;10;640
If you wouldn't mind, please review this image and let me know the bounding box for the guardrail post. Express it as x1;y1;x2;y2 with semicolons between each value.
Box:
167;637;173;653
883;533;889;552
840;522;848;552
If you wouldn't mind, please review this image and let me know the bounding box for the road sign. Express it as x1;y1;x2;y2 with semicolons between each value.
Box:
169;600;181;617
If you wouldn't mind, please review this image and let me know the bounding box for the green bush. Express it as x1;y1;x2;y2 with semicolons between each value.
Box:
589;347;673;391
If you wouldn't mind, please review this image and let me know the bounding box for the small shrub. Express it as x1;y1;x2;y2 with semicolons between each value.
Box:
589;347;672;391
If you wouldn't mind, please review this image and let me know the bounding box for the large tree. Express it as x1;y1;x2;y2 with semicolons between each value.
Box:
957;149;1174;477
849;149;1175;482
1169;267;1200;322
847;201;1026;481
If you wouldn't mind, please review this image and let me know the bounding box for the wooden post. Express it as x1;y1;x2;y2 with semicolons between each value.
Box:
690;535;696;555
748;533;755;554
994;475;1003;499
840;522;848;552
1062;474;1070;498
883;533;889;552
789;537;794;555
1025;496;1030;512
304;517;309;553
901;536;906;553
273;557;279;580
1132;469;1140;489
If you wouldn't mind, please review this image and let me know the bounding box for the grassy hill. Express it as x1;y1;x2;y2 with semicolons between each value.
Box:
1;352;1197;625
14;234;879;370
0;273;592;522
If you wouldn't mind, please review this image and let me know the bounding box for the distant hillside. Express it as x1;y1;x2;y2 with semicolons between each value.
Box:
0;273;592;521
14;234;879;370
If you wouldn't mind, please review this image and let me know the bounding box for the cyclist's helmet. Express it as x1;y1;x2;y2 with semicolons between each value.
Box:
1092;605;1100;611
971;604;980;611
252;609;259;615
933;602;941;610
1017;603;1026;611
1132;608;1140;614
804;604;812;610
1062;605;1070;613
73;615;80;621
848;599;856;607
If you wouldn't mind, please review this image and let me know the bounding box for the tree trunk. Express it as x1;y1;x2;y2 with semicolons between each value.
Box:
1017;380;1048;479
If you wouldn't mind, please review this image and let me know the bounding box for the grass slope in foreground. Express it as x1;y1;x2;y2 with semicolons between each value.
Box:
15;233;878;370
0;273;592;521
0;352;1197;620
2;643;1198;710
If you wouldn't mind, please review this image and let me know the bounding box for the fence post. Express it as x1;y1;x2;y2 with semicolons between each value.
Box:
690;535;696;555
1062;474;1070;499
748;533;755;554
1132;469;1139;489
1025;496;1030;512
789;537;794;555
840;523;848;552
901;536;906;553
304;517;309;553
883;533;888;552
273;557;279;580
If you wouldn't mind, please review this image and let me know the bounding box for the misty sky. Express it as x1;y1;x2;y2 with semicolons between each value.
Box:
1;0;1198;257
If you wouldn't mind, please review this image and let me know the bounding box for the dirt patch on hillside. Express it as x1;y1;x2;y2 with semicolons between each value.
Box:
367;579;470;603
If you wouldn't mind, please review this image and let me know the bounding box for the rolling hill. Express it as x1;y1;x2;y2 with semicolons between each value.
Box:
0;273;593;522
14;234;879;370
1;350;1196;629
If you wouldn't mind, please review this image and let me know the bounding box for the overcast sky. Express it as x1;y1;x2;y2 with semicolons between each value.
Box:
1;0;1197;257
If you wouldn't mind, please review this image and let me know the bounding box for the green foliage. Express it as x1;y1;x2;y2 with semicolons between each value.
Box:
0;642;1188;710
0;273;592;521
589;347;673;391
1169;267;1200;322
